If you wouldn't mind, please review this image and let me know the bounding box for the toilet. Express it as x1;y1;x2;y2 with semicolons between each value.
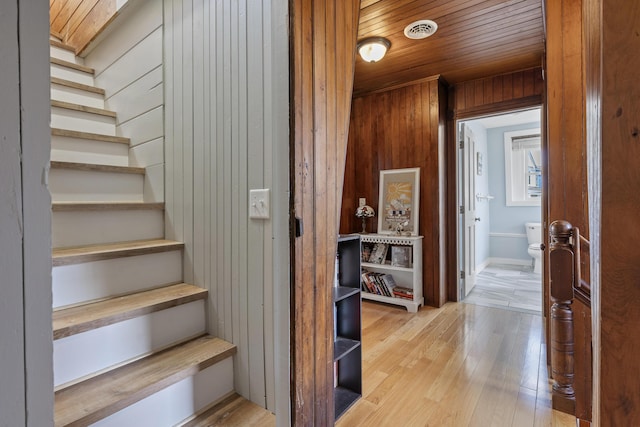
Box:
525;222;543;274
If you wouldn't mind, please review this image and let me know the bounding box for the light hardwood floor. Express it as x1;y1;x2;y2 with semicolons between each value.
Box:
337;301;575;427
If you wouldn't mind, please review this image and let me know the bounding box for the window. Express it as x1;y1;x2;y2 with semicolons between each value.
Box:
504;129;541;206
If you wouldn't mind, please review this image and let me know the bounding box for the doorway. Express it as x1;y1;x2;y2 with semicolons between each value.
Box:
457;108;543;314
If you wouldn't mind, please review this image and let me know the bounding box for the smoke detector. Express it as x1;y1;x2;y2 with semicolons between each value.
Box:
404;20;438;40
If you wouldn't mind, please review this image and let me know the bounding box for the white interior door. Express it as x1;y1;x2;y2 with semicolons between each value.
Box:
461;124;477;297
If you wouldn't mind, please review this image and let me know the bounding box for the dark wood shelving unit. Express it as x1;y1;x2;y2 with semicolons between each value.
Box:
334;234;362;420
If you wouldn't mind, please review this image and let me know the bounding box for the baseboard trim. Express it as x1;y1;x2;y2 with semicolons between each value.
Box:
488;257;532;267
475;259;491;274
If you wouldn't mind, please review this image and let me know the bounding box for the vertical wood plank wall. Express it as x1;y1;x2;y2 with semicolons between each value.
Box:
84;0;164;203
545;2;592;417
163;0;289;411
341;77;448;307
545;1;589;236
1;1;53;424
49;0;118;54
291;0;360;424
600;0;640;424
447;69;544;302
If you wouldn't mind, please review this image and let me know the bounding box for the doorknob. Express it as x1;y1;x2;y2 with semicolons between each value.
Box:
474;217;481;222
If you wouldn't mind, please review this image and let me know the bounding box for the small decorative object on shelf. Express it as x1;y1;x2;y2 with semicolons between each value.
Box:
355;204;375;234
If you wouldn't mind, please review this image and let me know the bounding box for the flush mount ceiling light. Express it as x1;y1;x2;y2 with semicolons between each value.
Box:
357;37;391;63
404;19;438;40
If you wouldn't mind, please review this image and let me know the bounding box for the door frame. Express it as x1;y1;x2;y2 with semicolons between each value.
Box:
448;100;544;304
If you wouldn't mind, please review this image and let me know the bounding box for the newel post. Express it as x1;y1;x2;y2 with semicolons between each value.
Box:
549;220;576;414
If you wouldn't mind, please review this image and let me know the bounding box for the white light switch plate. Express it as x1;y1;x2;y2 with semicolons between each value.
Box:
249;189;270;219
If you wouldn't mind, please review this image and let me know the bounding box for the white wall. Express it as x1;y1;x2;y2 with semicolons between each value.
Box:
487;122;542;261
163;0;289;420
0;1;53;425
83;0;164;202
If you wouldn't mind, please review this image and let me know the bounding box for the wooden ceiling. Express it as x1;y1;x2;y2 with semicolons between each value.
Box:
354;0;545;95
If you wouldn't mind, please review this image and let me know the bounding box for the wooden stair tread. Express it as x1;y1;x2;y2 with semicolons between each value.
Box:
53;283;207;339
51;100;116;118
52;201;164;212
50;160;145;175
52;128;130;144
183;393;275;427
50;39;76;52
50;57;94;74
52;239;184;267
54;335;237;427
51;76;105;95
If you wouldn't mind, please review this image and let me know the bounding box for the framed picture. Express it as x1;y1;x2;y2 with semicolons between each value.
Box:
377;167;420;235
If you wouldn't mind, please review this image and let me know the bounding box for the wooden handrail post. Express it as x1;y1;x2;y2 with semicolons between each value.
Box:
549;220;576;414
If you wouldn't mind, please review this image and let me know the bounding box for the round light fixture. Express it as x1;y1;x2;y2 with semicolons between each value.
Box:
357;37;391;63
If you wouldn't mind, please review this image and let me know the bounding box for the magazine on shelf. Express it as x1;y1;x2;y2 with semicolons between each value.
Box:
361;242;373;262
390;245;412;268
368;243;388;264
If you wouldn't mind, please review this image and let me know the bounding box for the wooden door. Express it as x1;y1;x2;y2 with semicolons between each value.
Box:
460;124;477;296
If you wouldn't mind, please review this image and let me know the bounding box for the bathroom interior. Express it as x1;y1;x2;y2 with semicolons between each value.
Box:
459;107;543;314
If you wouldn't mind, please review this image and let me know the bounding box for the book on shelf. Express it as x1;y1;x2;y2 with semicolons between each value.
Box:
390;245;412;268
367;243;388;264
392;286;414;300
361;270;399;297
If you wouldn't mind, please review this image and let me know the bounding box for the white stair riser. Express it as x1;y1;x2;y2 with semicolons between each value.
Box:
52;251;183;309
54;301;206;387
49;168;144;202
50;63;94;86
51;84;105;109
90;359;234;427
51;135;129;167
51;107;116;136
53;210;164;248
50;45;81;64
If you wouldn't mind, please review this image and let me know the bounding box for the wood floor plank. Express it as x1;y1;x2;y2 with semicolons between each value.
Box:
51;77;105;95
50;160;145;175
50;57;94;74
50;39;75;52
54;335;236;427
336;301;576;427
51;99;117;118
52;239;184;266
182;393;275;427
53;283;207;339
52;128;130;145
52;202;164;212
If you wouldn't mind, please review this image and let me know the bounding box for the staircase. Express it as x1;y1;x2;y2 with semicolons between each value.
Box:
49;37;237;426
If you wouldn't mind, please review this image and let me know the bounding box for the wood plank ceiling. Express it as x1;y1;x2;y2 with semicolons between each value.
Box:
354;0;545;95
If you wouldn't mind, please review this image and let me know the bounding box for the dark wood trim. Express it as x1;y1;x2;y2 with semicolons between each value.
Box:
453;95;542;120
